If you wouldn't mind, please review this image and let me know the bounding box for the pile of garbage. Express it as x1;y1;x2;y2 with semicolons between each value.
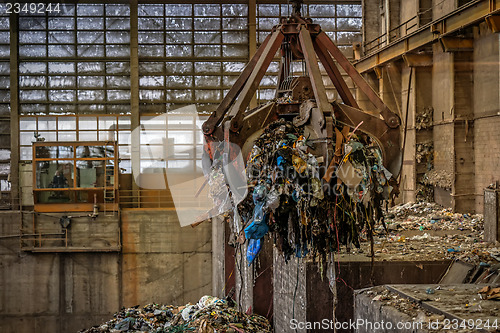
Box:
383;201;484;232
232;118;393;263
79;296;271;333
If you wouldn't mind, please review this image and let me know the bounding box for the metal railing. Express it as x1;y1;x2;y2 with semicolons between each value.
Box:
364;15;419;54
119;189;210;209
119;189;175;209
20;229;68;249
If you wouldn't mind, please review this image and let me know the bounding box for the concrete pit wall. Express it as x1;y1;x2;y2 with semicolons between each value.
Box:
0;209;212;333
273;256;450;333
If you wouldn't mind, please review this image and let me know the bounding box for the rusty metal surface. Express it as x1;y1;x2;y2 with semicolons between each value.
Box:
298;25;333;115
333;102;402;178
289;76;315;102
202;33;273;135
204;11;402;183
228;29;284;132
313;39;359;109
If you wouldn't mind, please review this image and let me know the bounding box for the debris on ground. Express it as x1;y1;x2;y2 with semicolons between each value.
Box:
384;201;483;232
338;201;500;266
360;284;500;331
78;295;271;333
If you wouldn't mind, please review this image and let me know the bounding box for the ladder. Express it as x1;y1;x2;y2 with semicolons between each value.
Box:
103;162;116;217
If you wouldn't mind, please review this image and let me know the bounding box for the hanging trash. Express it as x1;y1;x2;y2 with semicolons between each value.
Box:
233;118;391;263
247;238;263;265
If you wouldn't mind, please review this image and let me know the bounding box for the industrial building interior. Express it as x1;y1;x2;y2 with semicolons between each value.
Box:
0;0;500;332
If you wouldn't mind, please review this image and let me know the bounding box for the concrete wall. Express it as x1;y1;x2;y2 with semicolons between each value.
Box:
400;0;418;27
0;209;212;333
360;1;499;214
432;0;456;20
362;0;381;51
273;250;307;333
400;65;417;202
473;27;500;213
432;45;455;207
453;51;475;212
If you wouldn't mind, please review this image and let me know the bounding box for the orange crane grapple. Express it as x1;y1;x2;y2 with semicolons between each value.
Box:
202;0;402;195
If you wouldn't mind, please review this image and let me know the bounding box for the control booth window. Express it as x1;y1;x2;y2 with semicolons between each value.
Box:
32;141;118;208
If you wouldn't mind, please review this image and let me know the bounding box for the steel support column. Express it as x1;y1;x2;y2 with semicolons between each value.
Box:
130;0;140;201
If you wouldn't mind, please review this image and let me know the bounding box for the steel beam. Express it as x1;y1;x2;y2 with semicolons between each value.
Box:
203;33;273;134
316;32;400;128
228;29;284;131
356;0;500;73
402;53;433;67
439;36;474;52
298;26;333;115
485;14;500;32
313;38;359;108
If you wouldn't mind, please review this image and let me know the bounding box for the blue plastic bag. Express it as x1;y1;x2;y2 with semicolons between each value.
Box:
246;238;262;265
244;201;269;239
244;218;269;239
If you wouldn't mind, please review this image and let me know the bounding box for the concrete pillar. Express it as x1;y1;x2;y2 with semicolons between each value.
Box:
130;0;140;200
400;64;417;203
432;39;475;212
211;216;225;298
473;25;500;213
452;50;474;212
361;0;381;54
379;62;402;118
432;44;455;208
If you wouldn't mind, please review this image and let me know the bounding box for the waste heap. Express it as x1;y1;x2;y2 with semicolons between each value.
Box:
384;201;484;232
231;118;393;263
79;295;271;333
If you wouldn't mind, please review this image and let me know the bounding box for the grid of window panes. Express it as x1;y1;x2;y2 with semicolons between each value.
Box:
139;113;207;173
32;141;118;205
18;3;131;114
256;2;362;103
0;4;8;195
19;115;131;173
138;3;249;114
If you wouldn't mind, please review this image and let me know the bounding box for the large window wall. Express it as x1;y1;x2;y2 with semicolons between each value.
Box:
138;3;249;114
256;2;362;103
0;5;9;200
18;3;131;114
13;1;362;185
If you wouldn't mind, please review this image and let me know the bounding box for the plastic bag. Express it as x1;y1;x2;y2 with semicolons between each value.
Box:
264;188;280;212
246;238;262;265
244;216;269;240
